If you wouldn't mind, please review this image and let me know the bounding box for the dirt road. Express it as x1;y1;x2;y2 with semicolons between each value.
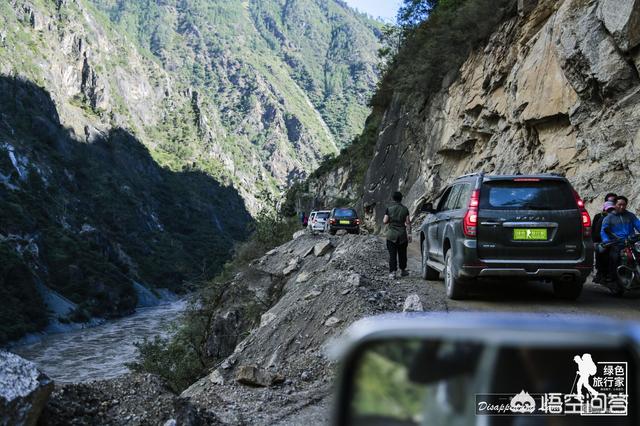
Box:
43;234;640;425
405;240;640;320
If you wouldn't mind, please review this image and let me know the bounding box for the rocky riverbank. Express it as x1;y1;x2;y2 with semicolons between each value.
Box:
4;232;444;425
7;230;640;424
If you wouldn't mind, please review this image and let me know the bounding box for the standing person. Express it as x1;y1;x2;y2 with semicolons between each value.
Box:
592;193;617;283
383;191;412;279
601;196;640;283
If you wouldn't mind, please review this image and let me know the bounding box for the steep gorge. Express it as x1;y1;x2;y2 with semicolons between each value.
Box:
307;0;640;228
0;0;381;342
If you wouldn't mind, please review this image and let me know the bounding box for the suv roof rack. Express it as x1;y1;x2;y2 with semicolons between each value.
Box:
455;172;482;180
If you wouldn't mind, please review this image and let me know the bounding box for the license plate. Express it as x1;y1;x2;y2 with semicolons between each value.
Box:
513;228;548;241
339;220;350;225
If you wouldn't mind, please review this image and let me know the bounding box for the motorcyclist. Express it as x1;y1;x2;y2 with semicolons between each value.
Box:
592;197;616;283
601;196;640;283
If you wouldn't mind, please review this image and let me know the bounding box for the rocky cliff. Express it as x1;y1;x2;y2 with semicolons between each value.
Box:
0;0;381;213
0;76;250;343
0;0;380;342
306;0;640;227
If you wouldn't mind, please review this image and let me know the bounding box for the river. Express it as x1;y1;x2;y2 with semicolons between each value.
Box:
11;300;187;383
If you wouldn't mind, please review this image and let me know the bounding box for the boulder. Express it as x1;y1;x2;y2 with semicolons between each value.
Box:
282;258;299;275
0;351;54;426
295;271;311;283
336;229;348;236
204;310;241;359
313;240;333;257
208;369;225;386
402;294;424;312
260;312;277;328
599;0;640;52
304;289;322;300
324;316;341;327
235;365;283;387
292;230;306;240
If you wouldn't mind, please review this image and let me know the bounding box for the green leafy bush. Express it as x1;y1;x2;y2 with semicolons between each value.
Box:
130;196;298;392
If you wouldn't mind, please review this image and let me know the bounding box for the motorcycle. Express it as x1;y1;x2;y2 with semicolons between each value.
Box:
600;234;640;295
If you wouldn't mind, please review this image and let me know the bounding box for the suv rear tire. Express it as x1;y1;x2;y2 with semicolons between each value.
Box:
421;241;439;280
552;278;584;300
445;251;467;300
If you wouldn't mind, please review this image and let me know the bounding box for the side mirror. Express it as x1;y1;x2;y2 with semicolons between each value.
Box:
332;313;639;426
421;202;435;214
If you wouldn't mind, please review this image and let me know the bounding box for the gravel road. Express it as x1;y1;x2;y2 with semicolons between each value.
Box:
43;234;640;425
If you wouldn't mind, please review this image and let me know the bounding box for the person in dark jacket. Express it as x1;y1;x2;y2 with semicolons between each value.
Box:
592;193;617;283
601;196;640;282
383;191;411;279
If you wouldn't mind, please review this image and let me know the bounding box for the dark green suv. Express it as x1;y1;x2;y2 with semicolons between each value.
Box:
419;173;594;300
327;208;360;235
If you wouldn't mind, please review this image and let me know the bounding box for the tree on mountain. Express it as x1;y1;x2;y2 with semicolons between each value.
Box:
397;0;439;29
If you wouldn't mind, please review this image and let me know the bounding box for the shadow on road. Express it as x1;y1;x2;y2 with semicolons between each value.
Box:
405;240;640;320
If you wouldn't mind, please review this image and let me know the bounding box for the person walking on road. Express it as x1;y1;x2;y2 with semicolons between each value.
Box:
384;191;412;279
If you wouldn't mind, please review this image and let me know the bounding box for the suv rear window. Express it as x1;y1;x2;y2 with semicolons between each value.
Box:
335;208;356;218
316;212;330;219
480;180;576;210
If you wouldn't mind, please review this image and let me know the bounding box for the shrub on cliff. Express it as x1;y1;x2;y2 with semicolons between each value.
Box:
372;0;515;107
0;246;48;344
130;199;299;392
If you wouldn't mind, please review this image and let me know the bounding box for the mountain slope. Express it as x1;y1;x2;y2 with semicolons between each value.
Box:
0;76;250;343
0;0;380;342
303;0;640;228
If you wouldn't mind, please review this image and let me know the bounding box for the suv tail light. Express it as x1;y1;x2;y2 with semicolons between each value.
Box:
330;218;336;225
355;219;361;225
463;189;480;238
573;190;591;237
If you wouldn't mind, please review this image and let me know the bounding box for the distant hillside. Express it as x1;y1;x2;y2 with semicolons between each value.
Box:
0;0;380;342
301;0;640;230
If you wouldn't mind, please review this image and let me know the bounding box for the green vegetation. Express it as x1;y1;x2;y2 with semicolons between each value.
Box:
0;245;47;343
128;196;299;392
299;0;515;202
352;345;428;422
86;0;380;197
249;0;382;146
374;0;515;106
0;77;250;344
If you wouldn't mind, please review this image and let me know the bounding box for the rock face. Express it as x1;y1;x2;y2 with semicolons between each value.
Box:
1;0;380;342
599;0;640;51
1;0;380;214
0;351;54;426
310;0;640;225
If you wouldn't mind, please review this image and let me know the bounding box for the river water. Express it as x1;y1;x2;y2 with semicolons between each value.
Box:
12;300;187;383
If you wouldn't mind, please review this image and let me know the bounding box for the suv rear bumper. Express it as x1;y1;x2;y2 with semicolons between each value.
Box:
329;225;359;232
454;239;594;280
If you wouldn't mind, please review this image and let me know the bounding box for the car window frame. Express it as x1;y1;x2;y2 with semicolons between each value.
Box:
454;184;472;210
436;187;453;212
442;185;462;212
